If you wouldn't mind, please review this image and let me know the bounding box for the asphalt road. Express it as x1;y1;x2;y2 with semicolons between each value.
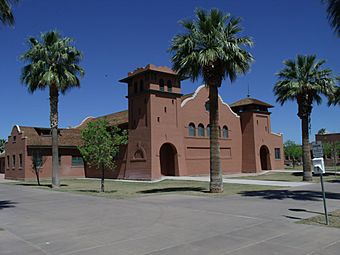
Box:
1;181;340;255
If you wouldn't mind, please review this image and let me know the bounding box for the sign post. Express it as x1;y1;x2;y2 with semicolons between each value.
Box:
312;142;329;225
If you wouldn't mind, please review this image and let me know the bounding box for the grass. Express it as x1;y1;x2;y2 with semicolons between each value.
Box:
8;178;282;199
285;165;340;172
231;171;339;183
298;209;340;228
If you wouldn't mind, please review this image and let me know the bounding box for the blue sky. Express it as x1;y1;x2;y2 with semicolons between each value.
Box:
1;0;339;143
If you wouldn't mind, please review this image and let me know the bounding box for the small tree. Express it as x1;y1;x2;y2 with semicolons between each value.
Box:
0;139;6;153
317;128;328;135
31;150;47;186
284;140;302;168
79;119;127;192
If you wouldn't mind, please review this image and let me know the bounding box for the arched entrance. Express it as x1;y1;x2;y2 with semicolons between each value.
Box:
260;145;271;170
160;143;178;176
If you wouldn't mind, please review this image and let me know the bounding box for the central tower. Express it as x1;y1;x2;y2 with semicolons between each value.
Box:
119;64;186;179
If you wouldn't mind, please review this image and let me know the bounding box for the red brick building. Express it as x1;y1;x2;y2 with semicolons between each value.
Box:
4;64;284;181
315;133;340;166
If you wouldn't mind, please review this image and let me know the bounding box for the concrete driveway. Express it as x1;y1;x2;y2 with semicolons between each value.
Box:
0;181;340;255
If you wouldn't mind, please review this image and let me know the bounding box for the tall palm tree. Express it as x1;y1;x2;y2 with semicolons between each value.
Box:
274;55;335;181
20;31;84;188
0;0;18;26
323;0;340;36
170;9;254;193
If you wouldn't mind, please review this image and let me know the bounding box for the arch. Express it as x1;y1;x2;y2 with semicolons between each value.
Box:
188;123;196;136
167;80;172;92
160;143;178;176
260;145;271;170
159;79;164;91
198;123;205;137
222;126;229;138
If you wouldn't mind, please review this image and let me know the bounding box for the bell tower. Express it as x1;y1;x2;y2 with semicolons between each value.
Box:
119;64;186;179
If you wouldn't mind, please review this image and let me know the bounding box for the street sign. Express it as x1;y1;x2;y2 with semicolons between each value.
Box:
312;142;324;158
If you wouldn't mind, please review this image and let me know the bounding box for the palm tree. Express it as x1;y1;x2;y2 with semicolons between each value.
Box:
20;31;84;188
0;0;18;26
274;55;335;181
323;0;340;36
170;9;254;193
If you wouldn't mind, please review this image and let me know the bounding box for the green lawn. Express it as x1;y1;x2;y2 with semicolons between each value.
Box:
285;165;340;172
298;209;340;228
9;179;281;199
230;171;339;183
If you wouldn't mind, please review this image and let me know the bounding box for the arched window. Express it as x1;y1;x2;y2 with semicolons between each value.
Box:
188;123;196;136
223;126;229;138
205;101;210;112
167;80;172;92
159;79;164;92
218;126;221;137
198;124;205;137
206;125;210;137
139;80;144;92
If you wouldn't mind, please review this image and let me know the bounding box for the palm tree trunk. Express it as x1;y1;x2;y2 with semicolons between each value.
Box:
50;85;60;188
301;115;312;181
101;164;105;193
209;84;223;193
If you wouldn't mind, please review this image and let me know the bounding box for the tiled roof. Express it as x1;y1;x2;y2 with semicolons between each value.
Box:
230;98;273;108
93;110;129;126
119;64;178;82
19;126;82;147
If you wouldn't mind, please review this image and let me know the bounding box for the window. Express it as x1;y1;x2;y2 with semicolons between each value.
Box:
206;125;211;137
19;154;23;168
218;126;221;137
275;148;281;159
72;156;84;167
159;79;164;92
140;80;144;92
198;124;205;137
205;101;210;112
188;123;196;136
134;82;138;94
32;151;43;168
12;155;15;168
223;126;229;139
167;80;172;92
164;107;167;113
13;136;16;143
7;156;10;169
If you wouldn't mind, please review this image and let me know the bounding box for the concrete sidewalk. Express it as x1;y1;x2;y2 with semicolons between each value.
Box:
1;181;340;254
162;175;312;187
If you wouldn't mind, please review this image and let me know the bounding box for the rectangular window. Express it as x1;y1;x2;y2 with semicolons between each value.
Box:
19;154;23;168
275;148;281;160
72;156;84;167
7;156;10;169
12;155;16;168
13;136;16;143
32;151;43;168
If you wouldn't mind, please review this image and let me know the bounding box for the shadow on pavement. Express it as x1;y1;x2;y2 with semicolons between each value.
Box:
239;190;340;201
14;183;68;188
139;187;205;194
0;200;17;210
76;190;117;193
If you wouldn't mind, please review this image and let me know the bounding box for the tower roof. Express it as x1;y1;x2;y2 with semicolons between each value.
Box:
119;64;178;83
230;98;273;108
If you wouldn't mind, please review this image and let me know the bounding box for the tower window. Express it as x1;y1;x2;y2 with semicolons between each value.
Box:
223;126;229;139
140;80;144;92
198;124;205;137
164;107;167;113
159;79;164;92
167;80;172;92
188;123;196;137
218;126;221;137
157;117;160;122
134;82;138;94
